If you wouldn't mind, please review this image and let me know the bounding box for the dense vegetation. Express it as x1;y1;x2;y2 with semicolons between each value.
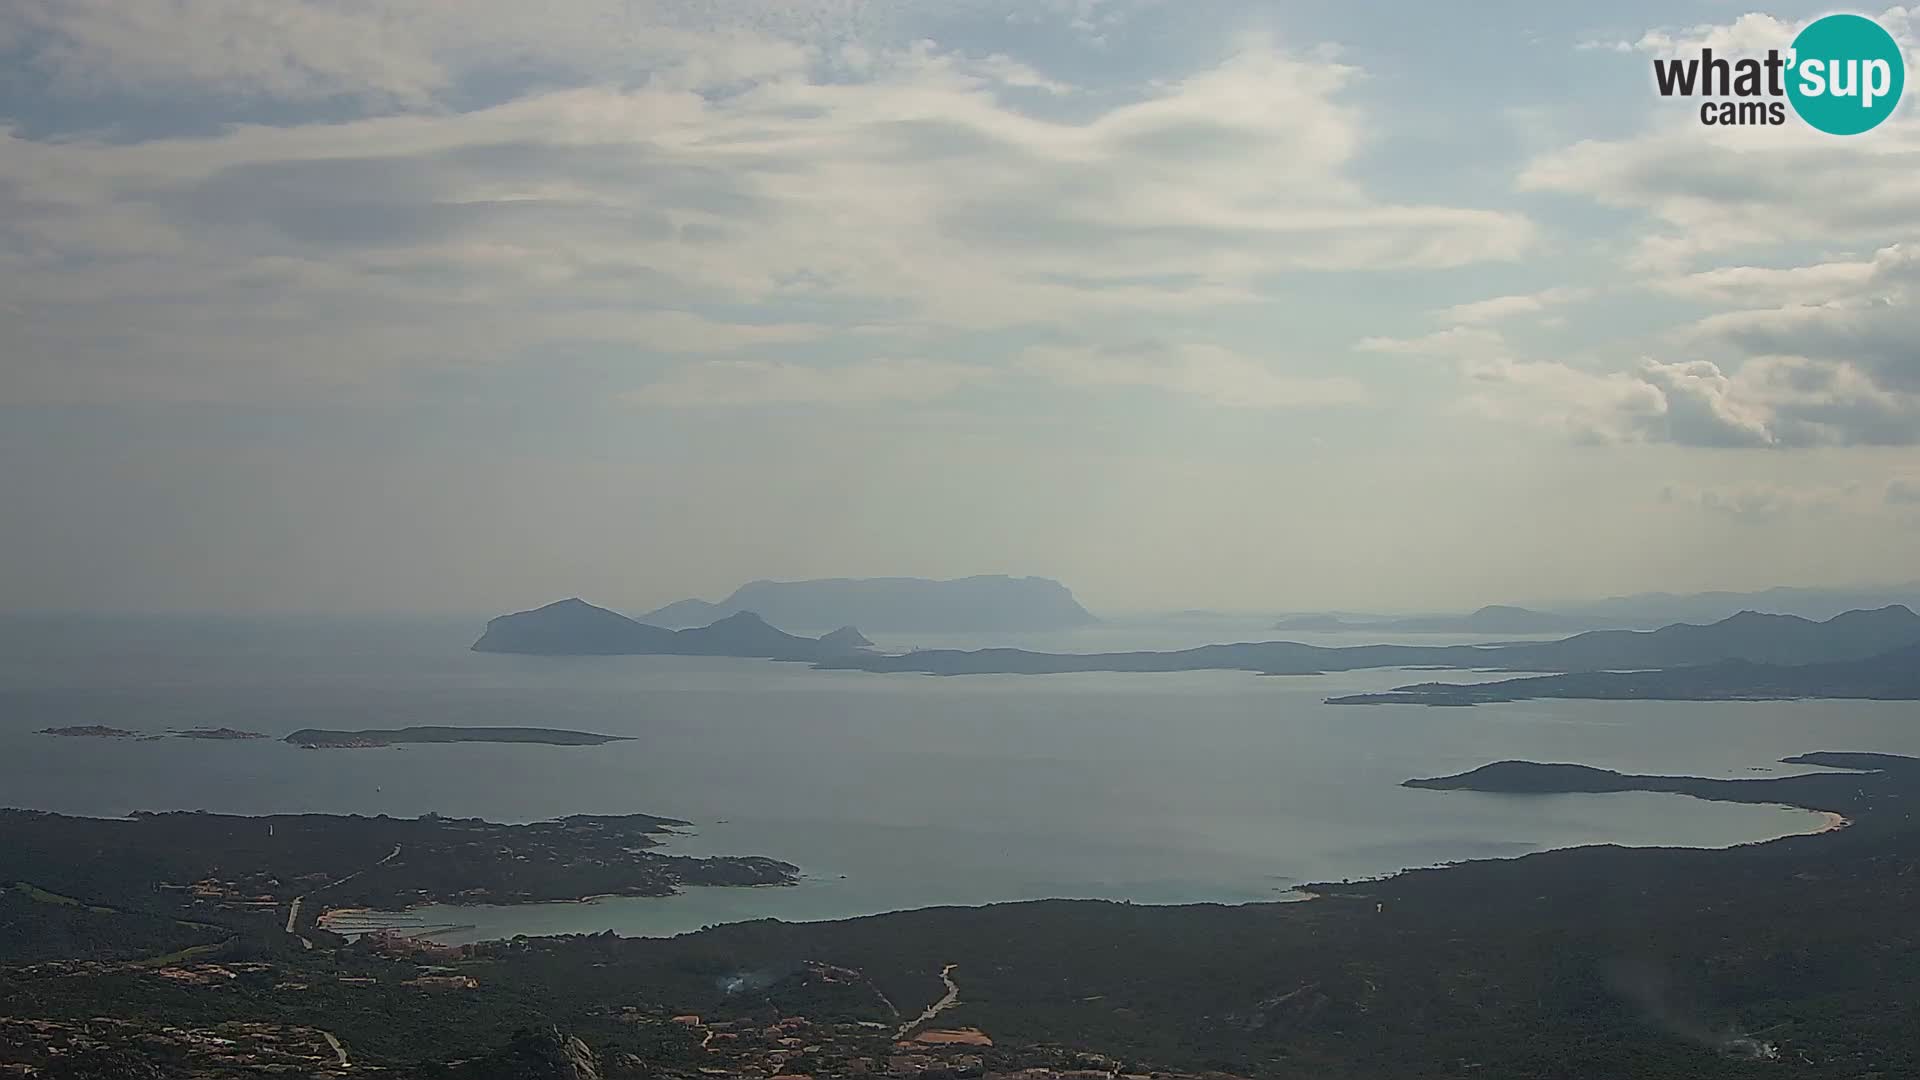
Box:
6;754;1920;1077
0;808;794;944
1332;645;1920;705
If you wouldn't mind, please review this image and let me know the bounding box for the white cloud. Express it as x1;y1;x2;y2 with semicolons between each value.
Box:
1022;342;1366;408
1351;322;1512;357
1461;353;1920;448
627;357;991;406
0;27;1533;405
1655;246;1916;307
1522;10;1920;271
1683;245;1920;392
0;0;862;108
1658;481;1840;521
1610;12;1800;58
1433;287;1588;325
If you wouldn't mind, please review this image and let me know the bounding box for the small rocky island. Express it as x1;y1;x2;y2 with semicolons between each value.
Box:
286;726;631;749
39;725;268;740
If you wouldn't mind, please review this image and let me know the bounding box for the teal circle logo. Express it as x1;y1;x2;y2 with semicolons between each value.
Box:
1787;14;1905;135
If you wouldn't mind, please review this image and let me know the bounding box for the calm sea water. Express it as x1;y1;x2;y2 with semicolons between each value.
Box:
3;613;1913;941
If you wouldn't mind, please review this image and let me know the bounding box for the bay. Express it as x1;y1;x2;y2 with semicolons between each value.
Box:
1;613;1906;941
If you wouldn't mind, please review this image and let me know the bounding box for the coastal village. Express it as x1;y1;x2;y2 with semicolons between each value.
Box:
0;940;1245;1080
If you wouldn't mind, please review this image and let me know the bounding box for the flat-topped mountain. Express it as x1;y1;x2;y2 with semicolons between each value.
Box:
472;599;871;660
643;575;1096;632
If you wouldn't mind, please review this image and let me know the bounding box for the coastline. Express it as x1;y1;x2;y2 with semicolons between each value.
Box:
394;796;1839;945
1812;809;1853;834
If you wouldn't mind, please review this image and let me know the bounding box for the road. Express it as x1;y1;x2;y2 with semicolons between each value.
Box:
319;1029;350;1069
896;964;960;1039
285;844;402;944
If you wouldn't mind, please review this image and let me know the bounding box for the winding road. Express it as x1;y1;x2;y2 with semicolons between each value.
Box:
319;1029;349;1069
896;964;960;1039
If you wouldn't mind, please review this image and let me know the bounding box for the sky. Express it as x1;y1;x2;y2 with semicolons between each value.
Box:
1;0;1917;616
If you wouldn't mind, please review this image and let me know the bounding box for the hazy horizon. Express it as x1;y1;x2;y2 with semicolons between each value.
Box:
4;1;1918;616
6;573;1920;622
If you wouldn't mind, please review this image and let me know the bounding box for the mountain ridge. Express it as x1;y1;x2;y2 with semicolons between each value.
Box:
642;575;1096;632
471;599;871;661
816;605;1920;676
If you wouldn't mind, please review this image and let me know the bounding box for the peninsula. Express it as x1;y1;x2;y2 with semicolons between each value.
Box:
0;806;797;940
1404;751;1915;828
1327;642;1920;706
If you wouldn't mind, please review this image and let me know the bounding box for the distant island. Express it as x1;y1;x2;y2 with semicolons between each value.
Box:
1560;580;1920;627
471;599;873;660
286;726;631;749
1274;605;1619;635
1273;583;1920;634
814;605;1920;678
642;575;1097;633
38;724;267;740
469;601;1920;707
1328;642;1920;706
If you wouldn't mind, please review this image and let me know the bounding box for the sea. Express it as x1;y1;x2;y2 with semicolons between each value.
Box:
3;612;1915;942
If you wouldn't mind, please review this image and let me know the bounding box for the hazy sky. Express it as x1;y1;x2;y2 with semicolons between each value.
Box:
2;0;1917;616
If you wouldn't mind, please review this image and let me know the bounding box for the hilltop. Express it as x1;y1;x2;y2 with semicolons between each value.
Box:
1329;642;1920;706
818;605;1920;677
471;599;871;661
642;575;1096;633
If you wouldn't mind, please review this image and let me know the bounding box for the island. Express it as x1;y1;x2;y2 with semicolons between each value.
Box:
471;599;873;660
39;725;270;741
1274;604;1618;634
284;726;632;749
1327;641;1920;706
642;574;1098;633
814;605;1920;678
